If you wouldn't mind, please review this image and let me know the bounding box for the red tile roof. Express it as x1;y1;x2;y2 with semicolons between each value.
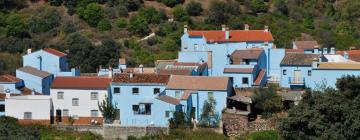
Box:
52;76;112;90
188;30;274;42
156;95;180;105
231;49;264;60
43;48;66;57
158;69;193;75
167;75;229;91
253;69;266;86
223;68;254;73
337;50;360;62
0;74;22;83
294;41;319;50
113;74;170;84
285;49;304;53
281;53;320;66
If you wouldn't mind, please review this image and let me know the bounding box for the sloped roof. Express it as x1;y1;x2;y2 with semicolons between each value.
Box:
43;48;66;57
253;69;266;86
188;30;274;42
52;76;112;90
337;50;360;62
316;62;360;70
156;95;180;105
119;58;126;65
158;69;193;75
294;41;318;50
17;66;52;78
223;68;254;73
113;73;170;84
281;53;319;66
231;49;264;60
0;74;22;83
167;75;229;91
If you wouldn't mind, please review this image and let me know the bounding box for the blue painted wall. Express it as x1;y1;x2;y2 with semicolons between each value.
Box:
280;65;312;88
16;70;53;95
309;69;360;89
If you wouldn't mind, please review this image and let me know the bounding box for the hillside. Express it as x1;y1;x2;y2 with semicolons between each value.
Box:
1;0;360;74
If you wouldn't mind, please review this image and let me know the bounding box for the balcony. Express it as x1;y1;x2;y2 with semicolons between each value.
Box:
288;77;305;85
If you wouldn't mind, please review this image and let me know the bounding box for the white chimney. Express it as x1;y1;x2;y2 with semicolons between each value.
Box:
129;72;133;78
244;24;249;30
323;48;328;54
225;27;230;40
139;64;144;73
264;25;269;32
5;93;10;98
184;25;188;34
27;49;32;54
108;66;113;78
221;24;226;31
330;47;335;54
344;51;349;59
312;58;319;68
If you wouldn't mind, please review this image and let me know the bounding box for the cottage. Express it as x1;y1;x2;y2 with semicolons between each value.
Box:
50;76;111;125
16;66;53;95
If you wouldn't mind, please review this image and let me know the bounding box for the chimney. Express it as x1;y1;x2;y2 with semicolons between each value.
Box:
323;48;328;54
344;51;349;59
330;47;335;54
27;49;32;54
31;89;35;95
5;93;10;98
184;25;188;34
312;58;319;68
221;24;226;31
264;25;269;32
139;64;144;73
108;66;113;78
225;27;230;40
314;45;319;54
244;24;249;30
129;72;133;78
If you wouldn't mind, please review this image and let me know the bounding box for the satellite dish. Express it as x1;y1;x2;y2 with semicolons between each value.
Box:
5;89;10;93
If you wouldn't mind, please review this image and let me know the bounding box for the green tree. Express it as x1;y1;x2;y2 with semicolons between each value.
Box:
169;111;187;129
115;18;127;28
77;3;104;27
248;0;267;13
172;5;188;22
199;96;219;127
5;13;28;38
29;8;61;33
206;0;240;24
279;76;360;139
138;7;165;24
97;19;111;31
127;15;150;35
251;87;283;118
186;1;203;16
49;0;63;6
98;95;118;124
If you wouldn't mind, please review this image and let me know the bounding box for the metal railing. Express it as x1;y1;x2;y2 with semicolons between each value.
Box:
289;77;305;84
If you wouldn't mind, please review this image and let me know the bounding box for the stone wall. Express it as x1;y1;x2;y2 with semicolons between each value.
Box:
54;125;104;136
222;111;275;137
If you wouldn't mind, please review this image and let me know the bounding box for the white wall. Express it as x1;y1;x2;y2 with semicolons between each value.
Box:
5;97;51;120
50;89;107;117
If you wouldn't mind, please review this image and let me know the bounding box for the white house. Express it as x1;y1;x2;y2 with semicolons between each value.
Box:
50;76;111;125
5;95;53;125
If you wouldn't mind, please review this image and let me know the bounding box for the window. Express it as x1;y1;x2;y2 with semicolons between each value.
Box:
194;44;198;50
57;92;64;99
91;92;98;100
308;70;312;76
153;88;160;94
175;91;180;99
242;77;249;84
63;109;69;116
133;104;151;115
72;98;79;106
208;92;214;99
283;69;287;75
0;104;4;112
91;110;98;117
132;88;139;95
165;111;170;118
114;87;120;94
24;112;32;119
244;59;250;65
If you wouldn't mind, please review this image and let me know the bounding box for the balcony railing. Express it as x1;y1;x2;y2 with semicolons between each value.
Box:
289;77;305;85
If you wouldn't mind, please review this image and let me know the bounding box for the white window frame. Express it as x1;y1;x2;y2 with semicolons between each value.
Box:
24;112;32;119
63;109;69;116
72;98;79;106
91;110;98;117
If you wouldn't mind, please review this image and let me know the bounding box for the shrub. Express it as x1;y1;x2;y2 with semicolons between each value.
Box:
186;1;203;16
116;18;127;28
160;0;184;7
97;19;112;31
5;13;29;38
172;5;188;22
29;8;61;33
117;5;129;17
77;3;104;27
251;87;283;118
49;0;63;6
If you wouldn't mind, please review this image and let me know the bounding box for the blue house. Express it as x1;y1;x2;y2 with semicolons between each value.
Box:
155;60;208;76
178;24;274;87
110;73;184;127
166;75;232;121
279;53;321;89
0;74;24;116
293;41;320;54
23;48;80;77
16;66;53;95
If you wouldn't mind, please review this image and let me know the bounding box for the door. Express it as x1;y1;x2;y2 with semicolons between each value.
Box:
294;70;301;83
56;109;62;123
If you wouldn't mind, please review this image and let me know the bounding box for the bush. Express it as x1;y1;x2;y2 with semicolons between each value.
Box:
160;0;184;7
115;18;127;28
186;1;203;16
29;8;61;33
97;19;112;31
127;15;150;35
172;5;188;22
251;87;283;118
5;13;29;38
77;3;104;27
117;5;129;17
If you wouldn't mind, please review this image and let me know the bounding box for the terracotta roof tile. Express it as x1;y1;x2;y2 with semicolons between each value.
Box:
281;53;319;66
156;95;180;105
285;49;304;53
223;68;254;73
43;48;66;57
181;90;195;100
113;73;170;84
167;75;229;91
188;30;273;42
0;74;22;83
158;69;193;75
231;49;263;64
253;69;266;85
337;50;360;62
294;41;318;50
17;66;52;78
317;62;360;70
119;58;126;65
52;76;111;90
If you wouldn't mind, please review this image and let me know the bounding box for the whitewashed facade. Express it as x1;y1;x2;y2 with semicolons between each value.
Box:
5;95;52;120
